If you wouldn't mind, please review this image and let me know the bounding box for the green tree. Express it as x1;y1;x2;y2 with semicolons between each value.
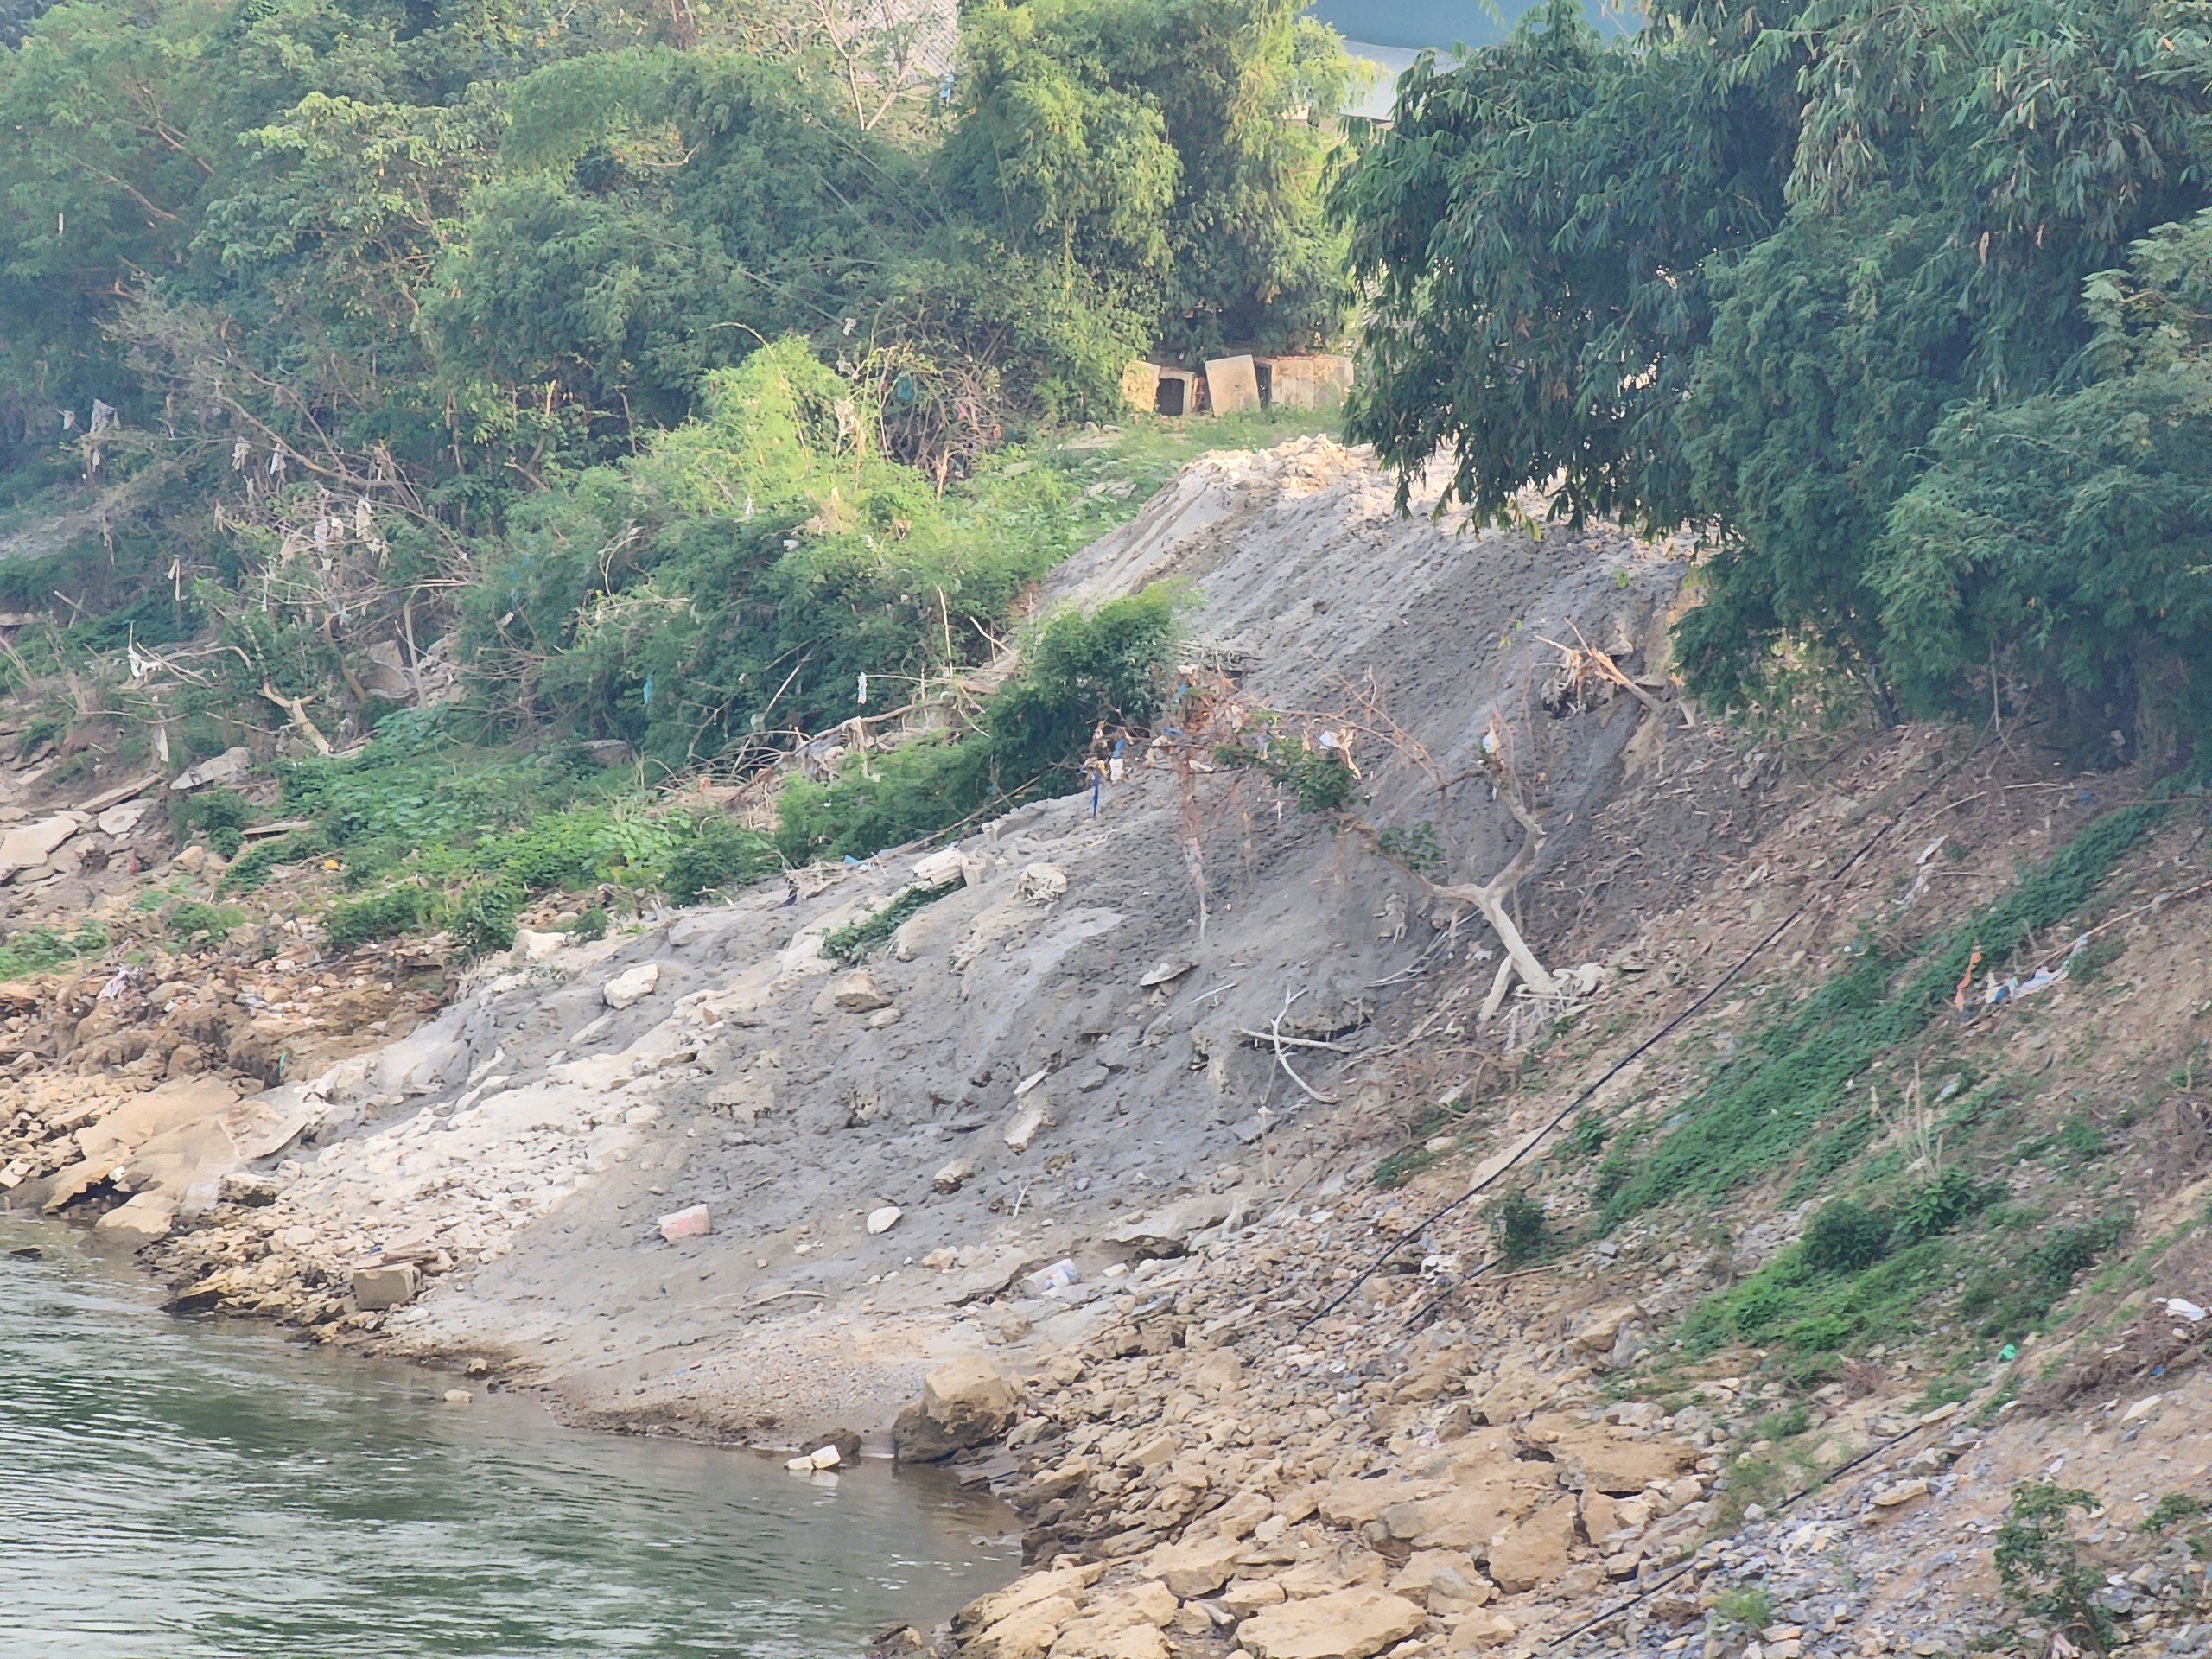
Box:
1336;0;2212;740
944;0;1354;359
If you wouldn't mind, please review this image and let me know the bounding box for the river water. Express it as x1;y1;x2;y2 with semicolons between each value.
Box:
0;1217;1018;1658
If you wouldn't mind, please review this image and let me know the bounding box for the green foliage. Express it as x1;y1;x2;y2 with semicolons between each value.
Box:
1216;722;1359;813
165;899;244;948
1374;820;1442;874
0;922;107;982
2139;1492;2206;1535
1337;0;2212;734
1707;1587;1776;1637
216;832;315;897
1890;1167;1997;1249
175;789;256;860
1601;804;2167;1224
461;340;1097;773
1958;1214;2130;1339
449;877;521;961
663;816;779;906
323;886;434;955
1490;1189;1550;1268
1801;1200;1891;1274
773;583;1185;862
944;0;1353;359
823;882;949;962
1994;1484;2118;1651
1682;1232;1960;1358
0;0;1347;772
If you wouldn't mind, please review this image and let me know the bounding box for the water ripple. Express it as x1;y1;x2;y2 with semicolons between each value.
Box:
0;1219;1016;1658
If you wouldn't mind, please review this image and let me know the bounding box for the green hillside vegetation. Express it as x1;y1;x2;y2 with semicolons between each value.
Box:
1337;0;2212;766
0;0;1349;933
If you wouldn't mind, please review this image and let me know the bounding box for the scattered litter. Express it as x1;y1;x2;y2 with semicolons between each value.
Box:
1983;935;2088;1006
1026;1259;1078;1294
2167;1298;2207;1324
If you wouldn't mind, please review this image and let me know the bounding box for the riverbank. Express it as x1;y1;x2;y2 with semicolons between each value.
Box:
6;440;2212;1657
0;1211;1018;1657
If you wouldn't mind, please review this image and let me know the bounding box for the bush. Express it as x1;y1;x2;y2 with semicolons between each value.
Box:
823;884;947;962
324;886;432;953
449;878;522;961
1491;1190;1550;1268
1994;1484;2116;1651
663;814;779;905
0;923;107;982
775;584;1185;863
1801;1199;1892;1274
176;788;255;860
1890;1167;1996;1248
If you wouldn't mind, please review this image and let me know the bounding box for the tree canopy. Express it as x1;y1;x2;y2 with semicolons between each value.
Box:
1336;0;2212;754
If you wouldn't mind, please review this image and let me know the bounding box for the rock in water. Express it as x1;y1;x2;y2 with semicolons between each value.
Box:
92;1194;175;1247
893;1355;1019;1462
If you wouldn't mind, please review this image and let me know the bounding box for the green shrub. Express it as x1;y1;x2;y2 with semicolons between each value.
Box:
1994;1484;2116;1651
1890;1167;1996;1248
663;815;778;905
1603;804;2167;1225
218;833;315;897
1802;1199;1891;1273
1491;1190;1550;1268
449;878;522;961
1217;734;1359;813
177;789;256;860
823;884;947;962
0;923;108;982
775;585;1185;863
165;899;244;947
324;886;433;953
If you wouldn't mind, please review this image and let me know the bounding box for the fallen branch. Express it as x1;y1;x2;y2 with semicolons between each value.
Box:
259;682;334;755
1268;990;1338;1105
1236;1028;1354;1052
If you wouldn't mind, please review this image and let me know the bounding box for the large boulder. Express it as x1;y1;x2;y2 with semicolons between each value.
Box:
91;1193;175;1247
1484;1497;1576;1594
1236;1588;1427;1659
1106;1192;1236;1258
893;1354;1019;1462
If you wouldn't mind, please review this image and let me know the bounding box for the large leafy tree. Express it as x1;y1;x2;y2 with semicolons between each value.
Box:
944;0;1355;358
1338;0;2212;747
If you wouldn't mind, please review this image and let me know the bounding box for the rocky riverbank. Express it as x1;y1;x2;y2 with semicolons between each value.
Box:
5;439;2211;1659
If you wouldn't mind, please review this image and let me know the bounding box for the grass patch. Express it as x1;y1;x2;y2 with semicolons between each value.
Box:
1603;804;2171;1226
217;833;318;897
0;922;108;982
822;882;950;962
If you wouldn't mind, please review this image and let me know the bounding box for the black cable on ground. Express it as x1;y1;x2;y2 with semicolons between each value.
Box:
1545;1409;1965;1648
1294;766;1958;1336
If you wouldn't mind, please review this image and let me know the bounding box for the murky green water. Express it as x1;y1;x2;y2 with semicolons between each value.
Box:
0;1218;1017;1658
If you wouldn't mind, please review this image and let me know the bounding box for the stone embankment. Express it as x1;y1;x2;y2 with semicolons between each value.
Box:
886;1184;2212;1659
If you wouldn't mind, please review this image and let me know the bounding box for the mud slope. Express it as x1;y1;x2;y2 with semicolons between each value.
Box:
148;437;1689;1439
